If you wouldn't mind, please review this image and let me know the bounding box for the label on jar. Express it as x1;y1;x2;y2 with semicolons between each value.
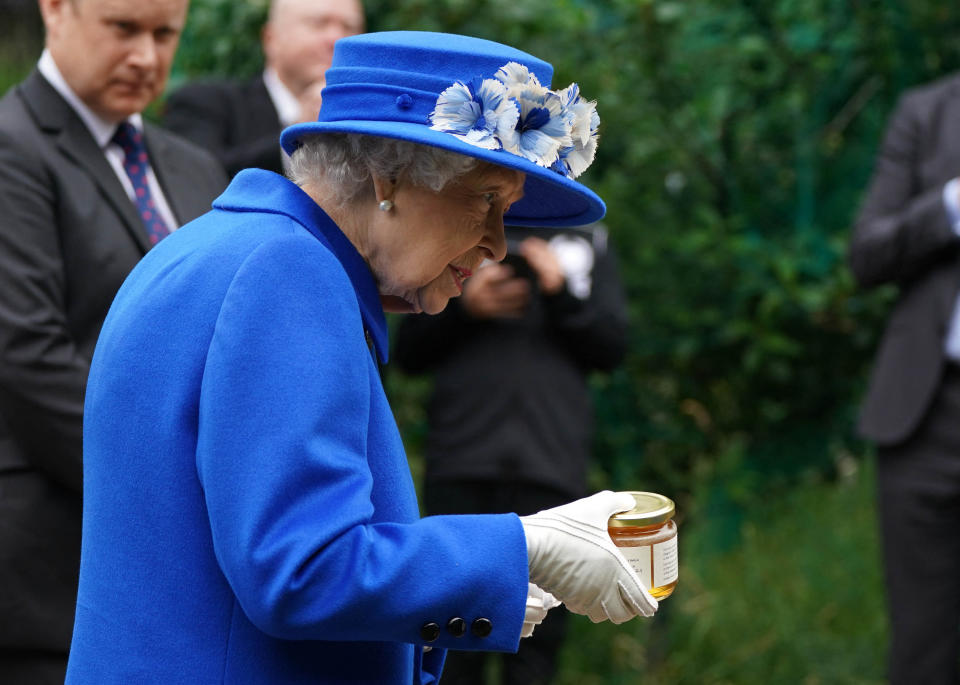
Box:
618;535;678;589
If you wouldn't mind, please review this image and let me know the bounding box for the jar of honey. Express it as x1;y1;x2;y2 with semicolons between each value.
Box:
608;491;678;600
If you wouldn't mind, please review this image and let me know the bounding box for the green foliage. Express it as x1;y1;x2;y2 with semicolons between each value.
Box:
170;0;270;87
356;3;948;678
364;0;953;513
0;2;43;94
557;459;886;683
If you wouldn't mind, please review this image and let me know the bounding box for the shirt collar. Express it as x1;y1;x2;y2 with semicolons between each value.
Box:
262;67;302;129
212;169;389;363
38;49;144;148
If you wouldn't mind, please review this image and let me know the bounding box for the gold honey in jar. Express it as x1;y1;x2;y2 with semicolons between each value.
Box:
608;491;678;600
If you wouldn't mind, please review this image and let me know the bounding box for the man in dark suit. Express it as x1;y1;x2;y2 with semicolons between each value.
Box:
850;74;960;685
0;0;227;681
162;0;365;177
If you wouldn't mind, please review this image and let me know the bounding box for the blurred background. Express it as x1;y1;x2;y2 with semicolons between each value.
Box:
5;0;960;682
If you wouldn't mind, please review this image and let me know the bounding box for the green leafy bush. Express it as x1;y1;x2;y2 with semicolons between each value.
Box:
170;0;269;85
556;459;886;684
361;0;948;516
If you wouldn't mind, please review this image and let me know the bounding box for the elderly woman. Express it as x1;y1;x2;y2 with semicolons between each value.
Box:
65;32;656;684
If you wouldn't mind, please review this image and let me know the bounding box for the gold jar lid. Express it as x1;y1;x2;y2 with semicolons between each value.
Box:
608;491;675;527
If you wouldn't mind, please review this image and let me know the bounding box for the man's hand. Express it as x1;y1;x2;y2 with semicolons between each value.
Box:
462;262;531;319
519;237;565;295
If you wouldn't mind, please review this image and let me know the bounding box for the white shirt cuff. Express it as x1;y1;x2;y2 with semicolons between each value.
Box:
942;178;960;235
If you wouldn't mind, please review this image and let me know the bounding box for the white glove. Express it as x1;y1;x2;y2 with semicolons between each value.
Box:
521;491;658;623
521;583;561;638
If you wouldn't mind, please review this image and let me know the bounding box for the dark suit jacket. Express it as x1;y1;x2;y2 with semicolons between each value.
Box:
850;73;960;445
162;75;285;177
0;70;227;657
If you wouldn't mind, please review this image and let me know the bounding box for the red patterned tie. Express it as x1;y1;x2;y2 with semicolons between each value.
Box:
112;122;171;245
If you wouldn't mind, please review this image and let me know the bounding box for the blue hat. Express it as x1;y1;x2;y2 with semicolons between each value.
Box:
280;31;605;227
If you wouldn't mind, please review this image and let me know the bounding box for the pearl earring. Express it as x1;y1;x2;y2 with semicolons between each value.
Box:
379;200;394;212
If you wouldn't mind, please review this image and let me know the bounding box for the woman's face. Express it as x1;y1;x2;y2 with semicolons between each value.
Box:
368;163;525;315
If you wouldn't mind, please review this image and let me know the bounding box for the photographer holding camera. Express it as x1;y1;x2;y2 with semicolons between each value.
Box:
392;223;629;685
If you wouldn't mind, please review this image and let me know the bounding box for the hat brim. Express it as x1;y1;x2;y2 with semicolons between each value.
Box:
280;120;605;228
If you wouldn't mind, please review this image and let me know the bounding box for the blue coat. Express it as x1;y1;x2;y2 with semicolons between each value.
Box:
65;170;528;684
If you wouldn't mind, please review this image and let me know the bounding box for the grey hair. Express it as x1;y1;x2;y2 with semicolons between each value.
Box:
287;133;479;207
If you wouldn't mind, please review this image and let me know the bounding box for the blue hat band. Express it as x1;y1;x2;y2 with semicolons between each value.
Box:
325;66;464;93
317;84;435;126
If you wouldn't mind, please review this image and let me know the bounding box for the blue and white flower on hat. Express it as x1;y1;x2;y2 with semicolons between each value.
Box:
494;62;544;98
429;61;599;178
493;62;571;168
555;83;599;178
508;87;571;169
429;77;520;151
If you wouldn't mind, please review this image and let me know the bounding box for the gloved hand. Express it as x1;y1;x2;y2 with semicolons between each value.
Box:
520;491;658;623
521;583;561;638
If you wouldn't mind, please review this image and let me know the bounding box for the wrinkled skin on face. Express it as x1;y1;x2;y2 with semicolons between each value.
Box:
40;0;189;123
366;163;525;316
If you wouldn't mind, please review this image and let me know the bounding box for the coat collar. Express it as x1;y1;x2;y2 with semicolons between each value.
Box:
213;169;389;364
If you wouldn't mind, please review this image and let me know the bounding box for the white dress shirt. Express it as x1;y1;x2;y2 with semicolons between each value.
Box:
262;67;302;128
940;177;960;360
262;67;301;172
37;50;179;233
